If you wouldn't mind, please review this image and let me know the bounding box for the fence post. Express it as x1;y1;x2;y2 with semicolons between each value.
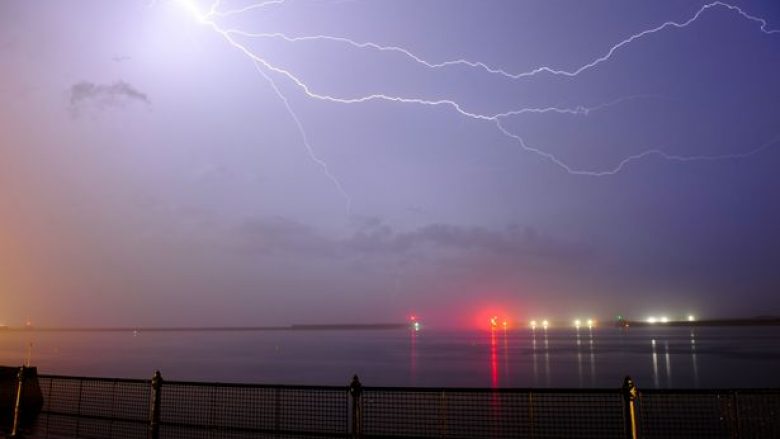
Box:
9;366;27;438
148;370;163;439
622;376;639;439
349;375;363;439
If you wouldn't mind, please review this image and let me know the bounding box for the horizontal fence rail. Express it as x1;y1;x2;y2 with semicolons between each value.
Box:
0;368;777;438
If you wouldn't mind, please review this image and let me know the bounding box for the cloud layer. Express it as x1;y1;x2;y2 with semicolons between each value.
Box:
232;217;590;265
68;80;150;110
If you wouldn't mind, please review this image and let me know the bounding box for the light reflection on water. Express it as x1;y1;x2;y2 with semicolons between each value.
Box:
543;330;550;386
651;338;659;388
1;327;779;388
409;329;417;385
690;330;699;386
531;333;538;383
576;330;583;385
588;330;596;387
664;340;672;387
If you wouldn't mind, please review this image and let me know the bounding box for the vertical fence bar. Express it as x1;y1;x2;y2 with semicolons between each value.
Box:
439;391;448;437
10;366;27;438
732;390;741;437
274;387;280;434
349;375;362;439
75;378;83;438
528;391;535;439
622;376;639;439
148;371;163;439
108;380;117;438
45;375;53;439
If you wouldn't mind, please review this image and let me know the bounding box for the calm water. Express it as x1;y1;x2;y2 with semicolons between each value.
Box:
1;327;779;388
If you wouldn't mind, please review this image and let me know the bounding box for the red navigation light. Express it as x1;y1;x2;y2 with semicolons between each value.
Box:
410;315;417;322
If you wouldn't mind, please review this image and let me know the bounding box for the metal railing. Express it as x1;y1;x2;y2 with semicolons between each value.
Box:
2;367;778;438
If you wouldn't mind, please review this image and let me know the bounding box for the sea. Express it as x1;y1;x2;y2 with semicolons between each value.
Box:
2;326;779;389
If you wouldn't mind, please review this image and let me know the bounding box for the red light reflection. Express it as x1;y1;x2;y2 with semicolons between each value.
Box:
490;328;498;388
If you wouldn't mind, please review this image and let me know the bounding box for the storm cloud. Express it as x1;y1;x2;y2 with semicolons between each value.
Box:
68;80;150;110
233;217;591;265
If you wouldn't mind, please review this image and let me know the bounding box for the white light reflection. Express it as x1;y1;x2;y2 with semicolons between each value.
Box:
544;330;550;386
690;330;699;387
651;339;660;388
664;341;672;387
588;329;596;387
531;331;539;385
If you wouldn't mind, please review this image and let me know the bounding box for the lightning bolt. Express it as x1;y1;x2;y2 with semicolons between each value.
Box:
212;0;285;18
172;0;779;204
495;120;780;177
219;1;778;80
251;61;353;212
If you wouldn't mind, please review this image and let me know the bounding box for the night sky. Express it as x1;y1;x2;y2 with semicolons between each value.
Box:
1;0;779;328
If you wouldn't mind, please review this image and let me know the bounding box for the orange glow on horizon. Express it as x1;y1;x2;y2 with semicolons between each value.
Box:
473;302;520;331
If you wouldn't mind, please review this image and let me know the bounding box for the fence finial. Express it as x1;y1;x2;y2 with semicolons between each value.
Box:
349;375;362;397
149;370;163;439
350;375;363;438
622;376;639;439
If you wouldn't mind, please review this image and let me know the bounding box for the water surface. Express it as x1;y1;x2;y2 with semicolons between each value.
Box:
1;327;779;388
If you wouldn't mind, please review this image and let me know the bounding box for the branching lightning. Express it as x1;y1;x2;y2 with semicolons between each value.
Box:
251;61;353;212
171;0;779;207
220;1;778;80
212;0;285;18
495;120;780;177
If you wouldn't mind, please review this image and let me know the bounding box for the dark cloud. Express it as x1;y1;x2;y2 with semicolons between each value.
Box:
234;217;335;256
232;217;590;265
346;222;591;266
68;80;150;110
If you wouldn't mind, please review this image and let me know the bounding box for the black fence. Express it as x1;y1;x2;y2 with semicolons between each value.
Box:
3;368;778;438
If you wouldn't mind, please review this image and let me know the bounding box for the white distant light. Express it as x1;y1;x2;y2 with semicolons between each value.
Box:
687;314;696;322
530;320;537;330
660;316;669;323
542;320;549;329
587;319;594;329
573;319;582;329
647;316;657;324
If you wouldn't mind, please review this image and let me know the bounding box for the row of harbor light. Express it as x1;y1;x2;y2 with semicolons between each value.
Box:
646;314;696;324
573;318;596;329
409;315;421;331
529;318;596;330
489;316;509;329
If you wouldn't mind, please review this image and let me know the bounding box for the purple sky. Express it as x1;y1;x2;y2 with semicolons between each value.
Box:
1;0;779;328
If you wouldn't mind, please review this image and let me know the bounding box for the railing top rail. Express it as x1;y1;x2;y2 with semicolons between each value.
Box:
362;386;623;394
34;373;780;394
640;388;780;394
163;379;349;391
38;374;150;384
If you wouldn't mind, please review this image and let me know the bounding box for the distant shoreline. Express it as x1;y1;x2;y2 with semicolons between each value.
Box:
0;323;410;332
618;317;780;328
